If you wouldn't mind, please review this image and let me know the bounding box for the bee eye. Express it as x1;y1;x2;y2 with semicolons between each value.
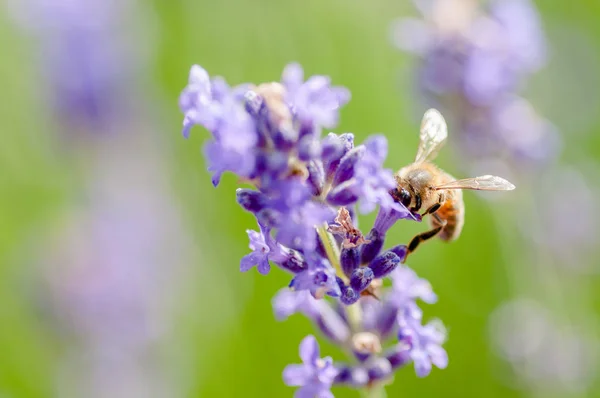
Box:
399;188;411;207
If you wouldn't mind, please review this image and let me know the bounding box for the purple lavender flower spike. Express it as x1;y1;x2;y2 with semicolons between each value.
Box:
240;229;271;275
179;63;450;393
283;335;338;398
394;0;555;171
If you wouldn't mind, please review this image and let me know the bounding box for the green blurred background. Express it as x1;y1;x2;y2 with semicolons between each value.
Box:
1;0;600;397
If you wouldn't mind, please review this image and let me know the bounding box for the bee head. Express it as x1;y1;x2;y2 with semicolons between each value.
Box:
390;186;412;208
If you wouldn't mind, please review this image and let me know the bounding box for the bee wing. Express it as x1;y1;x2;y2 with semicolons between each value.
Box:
433;175;516;191
415;108;448;163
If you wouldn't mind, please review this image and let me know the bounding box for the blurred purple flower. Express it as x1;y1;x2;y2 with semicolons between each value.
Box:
389;265;437;307
9;0;149;127
392;0;556;169
399;318;448;377
273;289;350;344
282;63;351;130
283;335;338;398
490;299;599;391
39;149;185;397
180;65;258;186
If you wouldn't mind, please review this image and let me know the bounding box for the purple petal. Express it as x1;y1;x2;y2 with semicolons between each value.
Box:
412;350;432;377
332;86;351;107
257;258;271;275
295;384;322;398
240;252;262;272
464;50;511;106
189;64;210;86
363;135;388;162
282;63;304;94
427;344;448;369
326;179;360;206
317;390;335;398
299;335;320;365
182;115;194;139
489;0;546;71
283;364;310;386
272;289;316;320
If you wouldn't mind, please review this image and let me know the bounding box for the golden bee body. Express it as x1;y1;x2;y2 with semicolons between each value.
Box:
393;109;515;254
395;162;464;241
431;186;463;241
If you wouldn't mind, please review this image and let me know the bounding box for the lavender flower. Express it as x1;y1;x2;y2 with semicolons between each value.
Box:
38;152;184;397
274;260;447;388
392;0;559;171
240;229;272;275
179;63;447;394
399;317;448;377
9;0;149;128
283;335;339;398
489;299;599;392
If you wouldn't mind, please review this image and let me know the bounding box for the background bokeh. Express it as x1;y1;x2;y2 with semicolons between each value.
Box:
1;0;599;397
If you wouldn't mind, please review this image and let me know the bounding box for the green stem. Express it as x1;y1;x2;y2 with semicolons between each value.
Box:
317;224;346;282
361;384;387;398
316;223;362;330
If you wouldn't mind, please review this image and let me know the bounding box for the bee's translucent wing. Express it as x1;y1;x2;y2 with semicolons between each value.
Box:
434;175;516;191
415;108;448;163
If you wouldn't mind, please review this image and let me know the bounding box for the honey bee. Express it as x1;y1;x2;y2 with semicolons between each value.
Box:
391;109;515;254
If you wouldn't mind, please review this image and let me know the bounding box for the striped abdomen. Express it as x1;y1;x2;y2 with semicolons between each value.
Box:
430;188;464;241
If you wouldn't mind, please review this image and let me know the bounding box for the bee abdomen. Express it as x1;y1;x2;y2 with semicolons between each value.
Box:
430;199;464;241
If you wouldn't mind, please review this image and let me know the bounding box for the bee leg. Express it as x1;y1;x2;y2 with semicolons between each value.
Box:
424;203;441;215
406;214;447;254
407;225;444;254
